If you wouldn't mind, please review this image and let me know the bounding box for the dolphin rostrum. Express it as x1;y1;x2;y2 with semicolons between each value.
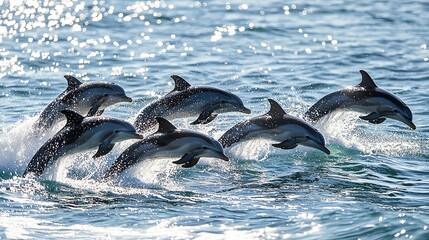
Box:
218;99;330;154
304;70;416;129
133;75;251;133
24;110;142;177
103;117;229;179
33;75;132;131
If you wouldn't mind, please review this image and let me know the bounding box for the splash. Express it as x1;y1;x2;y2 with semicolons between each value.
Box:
314;111;424;156
226;139;273;161
0;116;59;176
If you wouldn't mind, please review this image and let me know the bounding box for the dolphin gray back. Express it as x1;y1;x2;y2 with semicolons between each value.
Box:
23;134;67;177
218;120;255;148
304;90;354;121
304;70;387;122
219;99;286;148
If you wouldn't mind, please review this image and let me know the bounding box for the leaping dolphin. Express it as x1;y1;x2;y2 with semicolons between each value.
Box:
103;117;229;179
133;75;251;133
24;110;142;177
218;99;330;154
304;70;416;129
33;75;132;131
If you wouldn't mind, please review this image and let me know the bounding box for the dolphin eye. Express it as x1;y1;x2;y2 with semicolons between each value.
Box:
221;100;226;103
202;146;208;150
305;136;310;139
394;109;398;112
104;94;108;97
114;130;119;133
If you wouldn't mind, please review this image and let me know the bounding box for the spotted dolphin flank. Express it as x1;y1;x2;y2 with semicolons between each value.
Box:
218;99;330;154
33;75;132;131
24;110;142;177
103;117;229;179
304;70;416;129
133;75;251;133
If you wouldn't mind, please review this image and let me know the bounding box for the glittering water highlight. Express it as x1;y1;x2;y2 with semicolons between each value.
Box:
1;0;429;239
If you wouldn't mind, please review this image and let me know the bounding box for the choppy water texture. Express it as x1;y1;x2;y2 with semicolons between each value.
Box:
0;0;428;239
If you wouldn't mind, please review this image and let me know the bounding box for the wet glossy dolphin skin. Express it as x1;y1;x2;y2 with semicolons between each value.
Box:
219;99;330;154
33;75;132;131
24;110;142;177
103;117;229;179
133;75;251;133
304;70;416;129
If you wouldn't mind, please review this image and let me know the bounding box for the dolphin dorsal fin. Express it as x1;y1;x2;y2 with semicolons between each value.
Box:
64;75;82;90
267;99;286;118
61;110;85;127
155;117;177;133
358;70;377;89
171;75;191;92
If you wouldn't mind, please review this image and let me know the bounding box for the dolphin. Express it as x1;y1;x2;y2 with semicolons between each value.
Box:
133;75;251;133
304;70;416;129
218;99;330;154
103;117;229;179
33;75;132;131
23;110;142;177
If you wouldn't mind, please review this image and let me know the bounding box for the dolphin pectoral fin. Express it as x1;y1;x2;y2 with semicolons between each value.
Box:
191;111;218;125
87;107;98;117
272;139;298;150
93;143;115;158
359;112;382;121
173;153;196;164
181;158;200;168
173;153;200;168
368;117;386;124
359;112;386;124
95;109;104;116
92;132;116;158
87;96;107;117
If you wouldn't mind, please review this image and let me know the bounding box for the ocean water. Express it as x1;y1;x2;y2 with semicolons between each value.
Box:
0;0;428;238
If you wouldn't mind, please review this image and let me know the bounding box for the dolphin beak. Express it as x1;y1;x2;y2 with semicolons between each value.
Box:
403;118;416;130
320;146;331;155
218;152;229;161
129;132;143;139
240;106;251;114
123;96;133;102
307;141;331;155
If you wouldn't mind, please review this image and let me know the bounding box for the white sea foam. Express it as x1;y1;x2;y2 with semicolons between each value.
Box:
314;111;424;156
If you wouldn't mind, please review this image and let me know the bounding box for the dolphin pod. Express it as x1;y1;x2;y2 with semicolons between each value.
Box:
23;71;415;179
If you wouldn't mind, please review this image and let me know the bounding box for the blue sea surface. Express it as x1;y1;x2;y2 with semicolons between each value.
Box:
0;0;428;239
